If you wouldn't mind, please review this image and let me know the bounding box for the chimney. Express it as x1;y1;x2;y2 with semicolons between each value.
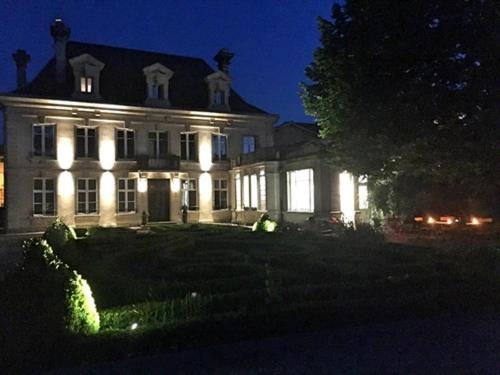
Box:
50;18;71;84
12;49;31;89
214;48;234;74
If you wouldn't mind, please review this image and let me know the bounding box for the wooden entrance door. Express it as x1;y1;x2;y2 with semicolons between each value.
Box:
148;179;170;222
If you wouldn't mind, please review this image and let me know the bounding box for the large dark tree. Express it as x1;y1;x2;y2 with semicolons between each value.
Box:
303;0;499;217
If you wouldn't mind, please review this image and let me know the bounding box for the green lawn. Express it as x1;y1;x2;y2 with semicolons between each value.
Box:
3;223;500;371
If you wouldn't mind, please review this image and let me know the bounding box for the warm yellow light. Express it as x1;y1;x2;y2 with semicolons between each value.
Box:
99;139;115;170
171;177;180;193
198;172;213;222
339;172;355;223
427;216;435;224
199;136;212;172
100;171;115;210
138;177;148;193
57;137;74;170
57;170;74;198
471;217;480;225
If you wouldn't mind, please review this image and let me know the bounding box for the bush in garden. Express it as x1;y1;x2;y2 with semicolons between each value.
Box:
252;214;278;232
16;238;100;335
43;217;76;250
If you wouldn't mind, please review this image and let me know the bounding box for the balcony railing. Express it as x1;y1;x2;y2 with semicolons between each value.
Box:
137;154;180;171
231;147;281;167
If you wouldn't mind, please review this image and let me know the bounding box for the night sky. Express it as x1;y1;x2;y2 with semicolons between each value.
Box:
0;0;334;143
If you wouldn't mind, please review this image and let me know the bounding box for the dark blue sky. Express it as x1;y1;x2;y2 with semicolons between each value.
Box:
0;0;334;143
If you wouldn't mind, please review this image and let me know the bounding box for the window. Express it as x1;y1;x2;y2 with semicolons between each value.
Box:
33;178;55;215
259;170;266;211
234;173;242;210
250;174;258;209
242;136;256;154
118;178;136;213
77;178;98;214
358;175;368;209
287;169;314;212
33;123;55;157
212;134;227;161
243;175;250;209
148;131;168;158
182;178;198;210
80;76;93;93
116;129;135;159
213;179;228;210
76;127;97;158
180;133;197;161
214;89;225;105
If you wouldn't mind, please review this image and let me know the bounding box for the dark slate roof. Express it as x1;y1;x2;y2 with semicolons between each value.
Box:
12;41;267;115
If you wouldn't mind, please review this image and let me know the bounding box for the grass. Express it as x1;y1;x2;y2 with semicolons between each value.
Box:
2;223;500;371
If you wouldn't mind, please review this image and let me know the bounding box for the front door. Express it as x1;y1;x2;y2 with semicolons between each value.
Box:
148;179;170;221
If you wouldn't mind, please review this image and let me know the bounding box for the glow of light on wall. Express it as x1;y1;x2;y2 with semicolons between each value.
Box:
57;170;74;198
138;177;148;193
339;171;355;224
171;177;180;193
99;139;115;170
198;172;212;221
100;171;115;208
57;137;74;170
199;137;212;172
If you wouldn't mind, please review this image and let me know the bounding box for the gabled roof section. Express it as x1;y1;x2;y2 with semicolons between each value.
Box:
12;41;267;114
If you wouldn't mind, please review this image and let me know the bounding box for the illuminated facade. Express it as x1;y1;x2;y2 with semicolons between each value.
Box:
0;20;367;232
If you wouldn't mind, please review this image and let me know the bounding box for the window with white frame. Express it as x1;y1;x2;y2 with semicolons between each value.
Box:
77;178;98;214
213;179;228;210
242;175;250;209
250;174;258;209
234;173;242;210
76;126;97;158
33;123;55;157
242;136;256;154
80;76;93;93
259;170;266;211
118;178;136;213
116;129;135;159
287;169;314;212
148;131;168;158
180;132;197;161
358;175;368;209
212;134;228;161
181;178;198;210
33;178;55;215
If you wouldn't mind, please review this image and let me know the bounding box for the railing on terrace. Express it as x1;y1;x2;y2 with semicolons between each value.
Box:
136;154;180;171
231;147;281;167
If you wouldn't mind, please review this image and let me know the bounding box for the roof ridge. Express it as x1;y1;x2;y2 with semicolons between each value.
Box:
68;40;209;63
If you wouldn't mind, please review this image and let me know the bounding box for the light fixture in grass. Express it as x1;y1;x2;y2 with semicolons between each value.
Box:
252;214;278;232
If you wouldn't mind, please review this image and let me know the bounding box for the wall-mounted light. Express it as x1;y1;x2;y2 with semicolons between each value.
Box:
171;176;180;193
99;139;115;171
138;176;148;193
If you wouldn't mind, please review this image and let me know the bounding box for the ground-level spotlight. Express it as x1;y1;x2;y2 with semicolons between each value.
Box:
130;322;138;330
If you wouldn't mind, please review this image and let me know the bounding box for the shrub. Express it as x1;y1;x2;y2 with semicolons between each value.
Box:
252;214;278;232
17;238;100;335
340;222;384;246
43;218;76;250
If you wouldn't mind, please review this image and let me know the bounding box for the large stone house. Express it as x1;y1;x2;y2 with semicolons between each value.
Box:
0;20;366;233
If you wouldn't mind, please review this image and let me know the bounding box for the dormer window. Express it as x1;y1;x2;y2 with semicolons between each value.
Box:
205;71;231;110
80;76;93;93
143;63;174;107
69;53;105;100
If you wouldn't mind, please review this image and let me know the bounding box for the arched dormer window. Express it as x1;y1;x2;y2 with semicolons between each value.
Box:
205;71;231;110
143;63;174;108
68;54;105;100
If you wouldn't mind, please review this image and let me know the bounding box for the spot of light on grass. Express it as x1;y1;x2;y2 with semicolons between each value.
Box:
130;322;138;330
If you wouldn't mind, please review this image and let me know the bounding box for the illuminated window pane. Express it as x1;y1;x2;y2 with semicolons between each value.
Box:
234;174;242;210
358;185;368;209
243;175;250;209
287;169;314;212
250;174;258;209
259;170;266;211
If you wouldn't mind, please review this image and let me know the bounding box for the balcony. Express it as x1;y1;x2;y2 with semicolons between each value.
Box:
137;154;180;171
231;147;281;167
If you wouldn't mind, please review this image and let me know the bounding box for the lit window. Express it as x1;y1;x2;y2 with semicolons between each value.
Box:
250;174;258;209
181;178;198;210
180;133;197;161
358;175;368;210
259;170;266;211
287;169;314;212
33;178;55;215
118;178;136;213
116;129;135;159
243;175;250;209
242;136;256;154
212;134;228;161
80;76;93;93
213;179;228;210
76;127;97;158
33;123;55;157
234;173;242;210
77;178;98;214
148;131;168;158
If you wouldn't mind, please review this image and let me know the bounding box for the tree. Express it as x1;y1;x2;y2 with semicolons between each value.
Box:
302;0;500;217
